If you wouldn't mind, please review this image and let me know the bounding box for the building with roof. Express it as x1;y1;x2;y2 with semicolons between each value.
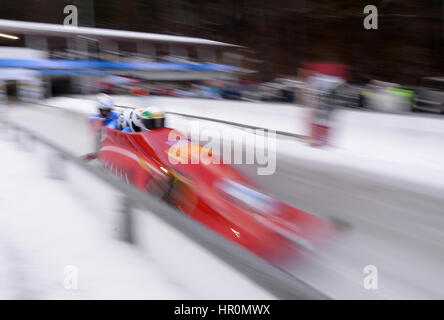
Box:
0;19;244;99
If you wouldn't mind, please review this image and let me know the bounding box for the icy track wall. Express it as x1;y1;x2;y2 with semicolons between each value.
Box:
0;116;328;300
41;95;444;193
42;94;444;141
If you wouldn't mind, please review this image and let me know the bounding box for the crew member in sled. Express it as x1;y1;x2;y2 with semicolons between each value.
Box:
89;93;120;129
122;107;165;132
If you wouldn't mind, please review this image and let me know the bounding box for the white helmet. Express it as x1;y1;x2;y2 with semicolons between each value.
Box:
96;93;114;111
118;109;133;130
129;108;145;132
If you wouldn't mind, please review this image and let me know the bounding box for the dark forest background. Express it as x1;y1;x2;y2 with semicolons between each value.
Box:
1;0;444;84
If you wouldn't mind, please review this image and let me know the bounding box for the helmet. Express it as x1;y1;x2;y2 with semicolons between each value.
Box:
139;107;166;131
97;93;114;112
129;107;165;132
118;109;133;130
129;108;145;132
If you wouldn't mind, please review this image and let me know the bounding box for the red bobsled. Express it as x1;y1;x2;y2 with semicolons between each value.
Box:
90;121;335;263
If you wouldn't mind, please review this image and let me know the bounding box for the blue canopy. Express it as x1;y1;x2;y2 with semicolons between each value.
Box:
0;59;238;72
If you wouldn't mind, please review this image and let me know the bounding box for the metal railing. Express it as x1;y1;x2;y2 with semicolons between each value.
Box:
165;111;308;140
114;104;308;140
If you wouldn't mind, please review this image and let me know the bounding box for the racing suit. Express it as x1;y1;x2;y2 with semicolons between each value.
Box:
89;111;120;130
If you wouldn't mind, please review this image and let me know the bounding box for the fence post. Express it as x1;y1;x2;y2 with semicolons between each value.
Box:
118;194;134;244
